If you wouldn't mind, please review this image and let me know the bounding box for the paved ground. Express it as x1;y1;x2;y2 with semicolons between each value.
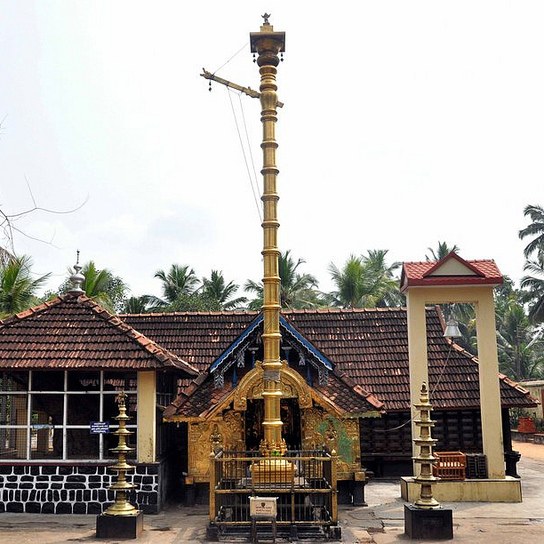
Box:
1;440;543;543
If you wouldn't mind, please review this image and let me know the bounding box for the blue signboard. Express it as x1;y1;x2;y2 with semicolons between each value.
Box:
90;421;110;434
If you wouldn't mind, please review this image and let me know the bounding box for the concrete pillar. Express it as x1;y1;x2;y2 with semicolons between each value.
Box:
405;286;505;479
137;371;156;463
406;290;429;467
475;293;505;478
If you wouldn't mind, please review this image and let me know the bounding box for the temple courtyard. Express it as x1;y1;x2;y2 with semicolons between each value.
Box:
0;441;542;543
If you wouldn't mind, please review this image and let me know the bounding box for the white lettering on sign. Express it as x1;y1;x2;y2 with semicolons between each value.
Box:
249;496;278;518
90;421;110;434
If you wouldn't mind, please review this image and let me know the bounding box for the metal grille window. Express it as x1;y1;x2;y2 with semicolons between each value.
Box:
0;370;137;461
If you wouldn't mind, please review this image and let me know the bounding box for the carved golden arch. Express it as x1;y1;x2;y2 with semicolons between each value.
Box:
233;361;312;411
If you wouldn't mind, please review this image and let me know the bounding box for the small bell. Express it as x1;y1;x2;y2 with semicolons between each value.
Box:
444;318;461;339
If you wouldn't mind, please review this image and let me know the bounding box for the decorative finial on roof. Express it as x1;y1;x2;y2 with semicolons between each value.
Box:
69;250;85;293
262;13;271;24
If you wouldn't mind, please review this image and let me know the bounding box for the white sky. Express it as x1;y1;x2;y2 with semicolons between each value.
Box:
1;1;543;299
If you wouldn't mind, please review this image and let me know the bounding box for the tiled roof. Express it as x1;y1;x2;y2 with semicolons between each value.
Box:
125;308;536;412
401;252;503;291
0;293;198;374
164;374;227;418
122;311;257;373
163;366;383;419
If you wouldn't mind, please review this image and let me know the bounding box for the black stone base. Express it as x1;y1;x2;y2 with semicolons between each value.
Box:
96;511;144;539
328;525;342;541
206;524;220;542
404;504;453;540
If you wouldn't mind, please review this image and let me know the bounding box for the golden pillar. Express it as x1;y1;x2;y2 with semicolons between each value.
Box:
104;391;139;516
250;15;286;455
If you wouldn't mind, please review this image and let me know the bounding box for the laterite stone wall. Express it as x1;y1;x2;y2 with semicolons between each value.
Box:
0;462;164;514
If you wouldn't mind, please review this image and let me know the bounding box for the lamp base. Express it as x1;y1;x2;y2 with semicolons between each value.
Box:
96;511;144;539
404;504;453;540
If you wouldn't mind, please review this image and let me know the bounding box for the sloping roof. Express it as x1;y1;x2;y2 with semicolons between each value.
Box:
122;311;257;373
125;307;536;411
0;293;198;374
163;367;383;419
401;252;503;291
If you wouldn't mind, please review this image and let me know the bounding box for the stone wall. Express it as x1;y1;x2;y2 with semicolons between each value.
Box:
0;462;164;514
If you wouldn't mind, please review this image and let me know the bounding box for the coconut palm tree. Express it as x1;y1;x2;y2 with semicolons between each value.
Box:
201;270;247;310
244;250;321;310
519;204;544;259
495;298;543;380
154;264;200;305
520;254;544;324
327;250;401;308
425;241;460;262
0;255;50;318
122;295;159;314
62;261;127;313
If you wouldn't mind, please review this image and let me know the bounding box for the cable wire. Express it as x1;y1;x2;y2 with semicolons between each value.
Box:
375;343;454;433
237;92;262;216
226;88;262;222
213;42;248;75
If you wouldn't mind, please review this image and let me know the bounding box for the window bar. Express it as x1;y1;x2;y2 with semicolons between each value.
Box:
99;370;104;460
26;370;32;460
62;370;68;460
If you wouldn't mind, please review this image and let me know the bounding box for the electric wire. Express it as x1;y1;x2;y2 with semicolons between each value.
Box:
212;42;248;75
226;87;262;222
375;342;454;433
237;92;262;218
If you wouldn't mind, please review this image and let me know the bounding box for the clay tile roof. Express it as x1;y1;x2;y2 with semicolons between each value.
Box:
313;371;383;414
400;251;503;291
163;374;228;419
0;293;198;375
282;308;534;411
127;307;535;412
163;367;382;419
121;311;257;374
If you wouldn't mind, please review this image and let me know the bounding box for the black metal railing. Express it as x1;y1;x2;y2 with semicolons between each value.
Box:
209;449;338;534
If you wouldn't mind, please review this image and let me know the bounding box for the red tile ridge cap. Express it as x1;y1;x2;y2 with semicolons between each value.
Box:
499;373;539;402
0;295;65;326
334;370;384;410
119;310;260;318
283;307;407;315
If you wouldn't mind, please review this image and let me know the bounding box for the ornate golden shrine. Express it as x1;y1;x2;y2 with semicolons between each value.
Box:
177;361;363;483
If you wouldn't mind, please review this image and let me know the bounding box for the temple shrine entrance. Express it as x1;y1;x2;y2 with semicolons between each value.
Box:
245;398;302;451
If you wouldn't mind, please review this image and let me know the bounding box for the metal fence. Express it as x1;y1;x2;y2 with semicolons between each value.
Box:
209;449;338;535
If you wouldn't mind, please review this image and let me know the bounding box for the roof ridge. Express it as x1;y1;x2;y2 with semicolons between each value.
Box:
0;293;73;327
119;310;260;317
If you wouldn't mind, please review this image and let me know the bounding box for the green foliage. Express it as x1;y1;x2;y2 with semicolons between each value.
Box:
0;255;50;318
59;261;127;313
519;204;544;259
244;250;322;310
122;295;161;314
495;290;543;380
201;270;247;310
154;264;199;304
327;250;401;308
520;254;544;324
425;241;460;261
